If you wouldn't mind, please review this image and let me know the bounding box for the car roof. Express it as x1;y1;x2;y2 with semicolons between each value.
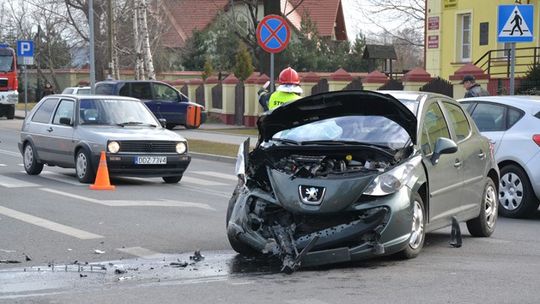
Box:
45;94;140;102
458;95;540;114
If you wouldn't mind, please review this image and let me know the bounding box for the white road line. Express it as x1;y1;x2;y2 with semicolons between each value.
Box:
17;164;24;167
191;171;238;182
0;205;103;240
116;247;162;258
0;164;7;167
40;171;84;186
286;300;331;304
0;175;39;188
0;149;20;157
182;176;227;186
40;188;215;210
180;184;231;198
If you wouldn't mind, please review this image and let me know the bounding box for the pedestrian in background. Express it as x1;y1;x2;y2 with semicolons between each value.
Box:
461;75;489;98
41;82;55;98
268;67;303;110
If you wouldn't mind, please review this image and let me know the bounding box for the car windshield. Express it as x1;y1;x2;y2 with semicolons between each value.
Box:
0;55;14;72
79;98;158;126
76;88;91;95
272;115;411;149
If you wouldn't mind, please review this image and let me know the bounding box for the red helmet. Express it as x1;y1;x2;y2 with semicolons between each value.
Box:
278;67;300;85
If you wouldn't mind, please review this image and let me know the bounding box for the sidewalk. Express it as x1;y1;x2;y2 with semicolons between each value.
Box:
14;110;254;163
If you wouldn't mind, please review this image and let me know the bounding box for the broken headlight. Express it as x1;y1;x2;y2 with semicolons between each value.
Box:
363;156;421;196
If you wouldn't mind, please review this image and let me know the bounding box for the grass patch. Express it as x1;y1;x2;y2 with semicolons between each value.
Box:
15;102;37;111
188;139;239;157
201;128;258;136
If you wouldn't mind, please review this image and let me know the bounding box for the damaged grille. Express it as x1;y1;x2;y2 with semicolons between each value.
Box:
119;141;178;153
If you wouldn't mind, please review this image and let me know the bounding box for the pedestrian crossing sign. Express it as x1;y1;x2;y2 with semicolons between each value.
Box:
498;5;534;42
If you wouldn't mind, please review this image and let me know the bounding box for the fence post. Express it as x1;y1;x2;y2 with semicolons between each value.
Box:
221;74;239;125
243;72;260;127
187;79;204;106
362;71;389;91
204;76;219;112
328;68;353;91
402;67;432;91
300;72;320;97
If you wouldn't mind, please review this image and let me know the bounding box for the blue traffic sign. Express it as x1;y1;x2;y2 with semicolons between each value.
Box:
17;40;34;57
498;5;534;43
256;15;290;53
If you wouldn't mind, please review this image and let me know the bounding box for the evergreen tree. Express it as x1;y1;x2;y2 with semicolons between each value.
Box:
234;43;254;81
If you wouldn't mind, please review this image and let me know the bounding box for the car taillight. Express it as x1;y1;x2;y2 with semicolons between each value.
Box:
533;134;540;147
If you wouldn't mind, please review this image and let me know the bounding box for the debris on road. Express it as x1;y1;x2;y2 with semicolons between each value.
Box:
113;264;127;274
190;250;205;262
24;253;32;261
79;274;87;278
0;259;21;264
170;260;188;268
94;249;105;254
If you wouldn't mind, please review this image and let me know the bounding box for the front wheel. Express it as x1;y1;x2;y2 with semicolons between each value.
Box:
396;193;425;259
467;178;497;237
162;175;182;184
75;148;95;183
23;143;43;175
165;123;176;130
6;105;14;119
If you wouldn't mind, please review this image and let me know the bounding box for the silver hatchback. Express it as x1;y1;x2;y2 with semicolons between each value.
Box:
19;95;190;184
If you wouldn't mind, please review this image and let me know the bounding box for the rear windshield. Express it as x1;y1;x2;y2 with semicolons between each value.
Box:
95;84;114;95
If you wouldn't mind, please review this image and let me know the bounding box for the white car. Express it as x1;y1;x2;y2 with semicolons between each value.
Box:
459;96;540;218
62;86;91;95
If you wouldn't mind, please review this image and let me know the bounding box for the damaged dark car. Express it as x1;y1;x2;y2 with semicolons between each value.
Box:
226;90;500;273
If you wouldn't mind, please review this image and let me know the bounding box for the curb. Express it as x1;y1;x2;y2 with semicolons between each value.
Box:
189;151;237;164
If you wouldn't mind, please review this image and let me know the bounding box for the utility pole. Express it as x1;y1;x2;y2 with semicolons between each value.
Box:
108;0;113;79
89;0;96;93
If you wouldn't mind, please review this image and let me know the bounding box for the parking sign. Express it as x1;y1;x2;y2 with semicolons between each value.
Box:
17;40;34;57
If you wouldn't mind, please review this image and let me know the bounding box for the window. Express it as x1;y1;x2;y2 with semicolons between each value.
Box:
421;102;451;155
458;13;472;61
129;83;152;100
507;108;523;129
95;84;114;95
153;83;178;102
443;102;471;141
460;101;476;113
470;103;505;132
31;98;59;123
52;99;74;125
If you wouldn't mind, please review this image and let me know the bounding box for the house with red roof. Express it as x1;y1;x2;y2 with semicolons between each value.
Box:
161;0;348;49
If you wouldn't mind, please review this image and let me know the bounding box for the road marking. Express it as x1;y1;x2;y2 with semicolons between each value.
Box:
0;149;20;157
0;205;103;239
191;171;238;182
40;188;215;210
17;164;24;167
182;176;227;186
0;175;39;188
180;184;230;198
40;171;83;186
0;164;7;167
286;300;331;304
116;247;162;258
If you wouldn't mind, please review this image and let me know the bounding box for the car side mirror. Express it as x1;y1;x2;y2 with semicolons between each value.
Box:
431;137;458;165
158;118;166;127
59;117;72;126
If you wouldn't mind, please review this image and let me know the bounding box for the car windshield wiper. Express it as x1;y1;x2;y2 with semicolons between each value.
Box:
116;121;157;127
272;138;300;145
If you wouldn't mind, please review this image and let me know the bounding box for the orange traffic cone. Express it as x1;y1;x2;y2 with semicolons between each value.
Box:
89;151;115;190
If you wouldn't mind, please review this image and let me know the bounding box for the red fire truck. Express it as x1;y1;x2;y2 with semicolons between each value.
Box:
0;43;18;119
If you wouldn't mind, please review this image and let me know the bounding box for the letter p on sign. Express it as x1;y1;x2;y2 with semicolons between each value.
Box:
17;40;34;57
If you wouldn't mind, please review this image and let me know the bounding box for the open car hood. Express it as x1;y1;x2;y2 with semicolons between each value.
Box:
257;90;418;144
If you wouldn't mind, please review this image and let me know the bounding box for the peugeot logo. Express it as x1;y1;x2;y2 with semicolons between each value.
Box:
298;185;326;205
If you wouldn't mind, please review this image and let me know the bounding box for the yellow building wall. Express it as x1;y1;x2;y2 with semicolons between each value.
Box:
427;0;540;80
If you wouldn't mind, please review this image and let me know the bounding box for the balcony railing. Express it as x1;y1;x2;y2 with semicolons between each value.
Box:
474;46;540;78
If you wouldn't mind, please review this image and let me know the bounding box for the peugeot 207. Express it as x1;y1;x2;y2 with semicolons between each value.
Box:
226;90;499;273
19;95;190;184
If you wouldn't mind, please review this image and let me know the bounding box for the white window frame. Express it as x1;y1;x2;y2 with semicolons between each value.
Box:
458;13;472;62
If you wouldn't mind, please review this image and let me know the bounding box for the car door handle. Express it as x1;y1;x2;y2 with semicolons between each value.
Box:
454;160;462;168
46;127;53;132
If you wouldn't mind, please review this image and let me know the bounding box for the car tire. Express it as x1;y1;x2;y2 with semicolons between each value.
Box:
498;165;540;218
23;142;44;175
6;105;14;120
75;148;96;184
165;123;176;130
396;192;425;259
467;178;497;237
162;175;182;184
226;184;260;256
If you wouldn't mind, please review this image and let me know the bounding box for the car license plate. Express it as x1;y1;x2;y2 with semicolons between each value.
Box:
135;156;167;165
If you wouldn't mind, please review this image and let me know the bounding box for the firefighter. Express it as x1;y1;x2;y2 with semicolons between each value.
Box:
268;67;303;110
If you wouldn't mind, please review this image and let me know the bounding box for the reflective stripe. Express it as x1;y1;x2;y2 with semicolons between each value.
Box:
268;91;300;110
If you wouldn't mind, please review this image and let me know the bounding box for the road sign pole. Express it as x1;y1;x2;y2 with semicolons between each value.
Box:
24;65;28;116
510;42;516;95
270;53;275;93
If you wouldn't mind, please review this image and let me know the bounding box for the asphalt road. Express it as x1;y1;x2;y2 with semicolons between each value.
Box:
1;118;540;304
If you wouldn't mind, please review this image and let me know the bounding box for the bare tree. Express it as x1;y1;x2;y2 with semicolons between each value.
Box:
138;0;155;79
354;0;424;47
